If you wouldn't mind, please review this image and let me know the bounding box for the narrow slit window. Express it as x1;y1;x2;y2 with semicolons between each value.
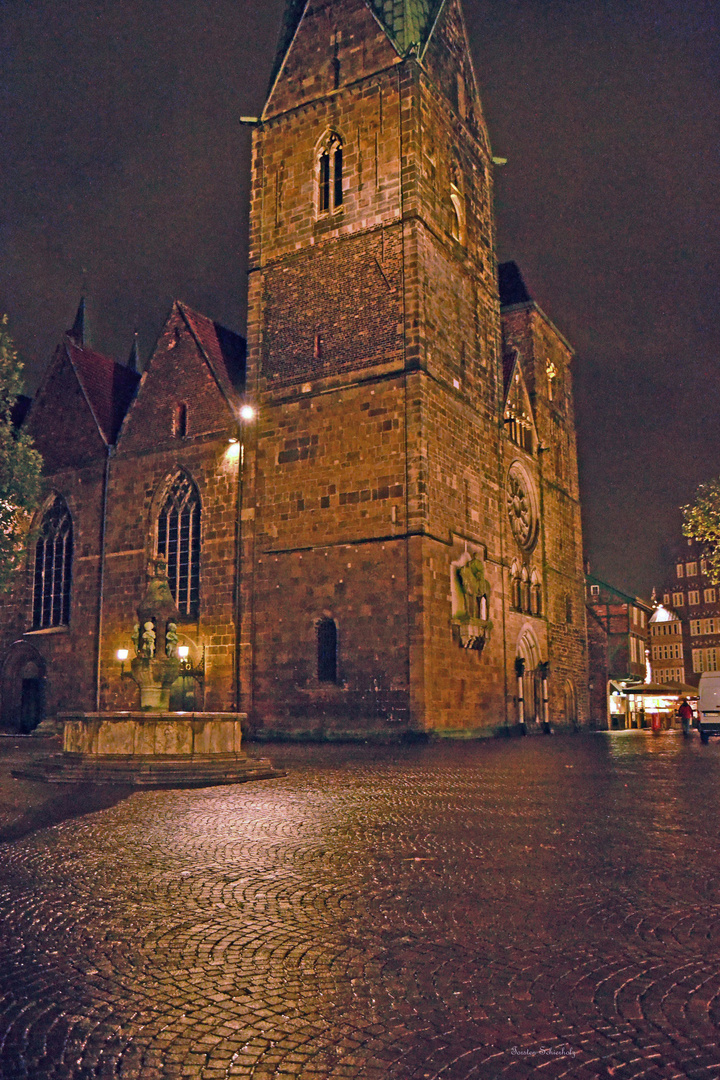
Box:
334;145;343;207
318;136;344;215
174;403;187;438
317;618;338;683
319;152;331;213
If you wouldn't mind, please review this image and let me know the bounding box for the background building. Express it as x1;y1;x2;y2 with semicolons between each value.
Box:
648;605;685;684
658;538;720;685
586;574;652;682
0;0;590;738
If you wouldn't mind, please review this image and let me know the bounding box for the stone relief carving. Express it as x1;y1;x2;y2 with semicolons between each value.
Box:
451;550;492;651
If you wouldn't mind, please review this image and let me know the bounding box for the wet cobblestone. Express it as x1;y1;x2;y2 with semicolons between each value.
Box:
1;733;720;1077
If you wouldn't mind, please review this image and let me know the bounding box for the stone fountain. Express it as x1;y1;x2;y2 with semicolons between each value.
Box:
19;562;282;787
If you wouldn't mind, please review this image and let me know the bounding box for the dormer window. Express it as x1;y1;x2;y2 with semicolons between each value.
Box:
318;135;343;215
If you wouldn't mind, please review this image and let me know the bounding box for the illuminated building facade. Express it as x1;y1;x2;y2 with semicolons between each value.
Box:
0;0;590;737
659;538;720;685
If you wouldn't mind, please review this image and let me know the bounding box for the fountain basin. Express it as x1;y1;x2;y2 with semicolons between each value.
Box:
16;712;284;787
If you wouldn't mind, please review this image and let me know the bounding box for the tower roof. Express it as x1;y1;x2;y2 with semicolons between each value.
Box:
270;0;446;87
366;0;444;53
498;262;532;308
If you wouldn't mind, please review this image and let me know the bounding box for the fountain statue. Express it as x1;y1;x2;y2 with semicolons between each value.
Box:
17;561;281;787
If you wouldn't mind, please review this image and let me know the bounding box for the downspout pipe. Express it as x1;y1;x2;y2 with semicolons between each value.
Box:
95;446;111;712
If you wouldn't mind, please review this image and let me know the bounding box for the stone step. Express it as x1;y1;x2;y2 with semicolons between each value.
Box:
14;754;285;788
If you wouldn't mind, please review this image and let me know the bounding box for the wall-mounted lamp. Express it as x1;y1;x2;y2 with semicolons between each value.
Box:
178;645;190;660
240;404;256;422
116;648;129;676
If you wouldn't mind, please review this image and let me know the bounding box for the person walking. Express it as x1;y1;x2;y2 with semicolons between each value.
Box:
678;697;694;737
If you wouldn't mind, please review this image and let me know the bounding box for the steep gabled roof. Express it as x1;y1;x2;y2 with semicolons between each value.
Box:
269;0;446;89
66;342;140;445
176;303;246;410
499;261;532;308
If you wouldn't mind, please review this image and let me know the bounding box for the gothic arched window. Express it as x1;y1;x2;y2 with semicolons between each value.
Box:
33;495;73;628
156;474;201;618
511;560;522;611
318;135;343;215
531;571;542;617
317;618;338;683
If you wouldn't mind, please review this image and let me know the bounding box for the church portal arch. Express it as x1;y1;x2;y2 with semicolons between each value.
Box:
516;628;543;726
1;641;47;733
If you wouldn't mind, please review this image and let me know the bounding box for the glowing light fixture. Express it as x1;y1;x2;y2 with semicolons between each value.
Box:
240;404;256;422
178;645;190;660
116;649;129;662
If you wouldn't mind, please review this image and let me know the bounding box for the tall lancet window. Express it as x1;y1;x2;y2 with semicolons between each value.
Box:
33;495;73;628
157;474;201;618
318;135;344;214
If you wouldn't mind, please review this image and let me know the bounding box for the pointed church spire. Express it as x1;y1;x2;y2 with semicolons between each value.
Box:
269;0;444;88
365;0;444;54
127;332;140;372
67;297;86;346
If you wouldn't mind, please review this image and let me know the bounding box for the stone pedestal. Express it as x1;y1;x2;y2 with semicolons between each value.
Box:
17;712;283;787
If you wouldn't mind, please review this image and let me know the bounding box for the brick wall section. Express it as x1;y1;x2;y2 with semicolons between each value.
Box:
243;0;590;736
501;304;589;727
98;308;242;714
0;348;110;725
587;607;610;727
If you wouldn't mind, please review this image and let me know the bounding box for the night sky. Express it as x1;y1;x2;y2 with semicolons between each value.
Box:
1;0;718;597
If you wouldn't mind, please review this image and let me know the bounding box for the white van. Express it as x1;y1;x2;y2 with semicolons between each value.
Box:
698;672;720;743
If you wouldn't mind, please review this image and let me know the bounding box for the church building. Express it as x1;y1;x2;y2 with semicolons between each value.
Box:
0;0;589;738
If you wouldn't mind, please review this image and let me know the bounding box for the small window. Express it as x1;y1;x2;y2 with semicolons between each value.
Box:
705;588;716;603
530;573;542;616
318;135;344;215
676;563;684;578
174;403;188;438
687;561;698;577
673;592;684;607
662;593;670;606
688;590;700;606
565;594;573;624
590;584;600;598
317;618;338;682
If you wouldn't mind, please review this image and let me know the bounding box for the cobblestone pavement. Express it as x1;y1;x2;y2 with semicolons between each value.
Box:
2;732;720;1079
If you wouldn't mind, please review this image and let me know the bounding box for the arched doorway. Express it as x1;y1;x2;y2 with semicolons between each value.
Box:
564;680;578;729
1;641;47;733
516;629;542;726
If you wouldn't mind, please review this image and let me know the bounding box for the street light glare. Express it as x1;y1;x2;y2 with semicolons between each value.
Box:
240;405;256;422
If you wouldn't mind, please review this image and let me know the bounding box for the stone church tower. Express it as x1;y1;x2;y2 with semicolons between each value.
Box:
241;0;588;735
0;0;589;737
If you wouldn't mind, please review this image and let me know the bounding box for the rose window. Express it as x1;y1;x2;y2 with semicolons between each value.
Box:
506;464;538;551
